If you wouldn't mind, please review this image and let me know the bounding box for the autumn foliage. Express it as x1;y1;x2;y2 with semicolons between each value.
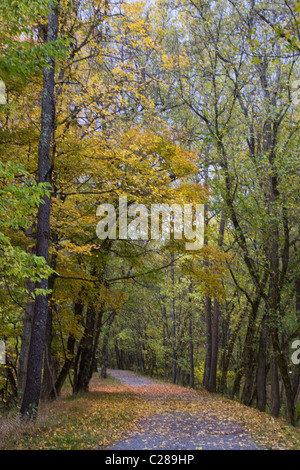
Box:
0;0;299;445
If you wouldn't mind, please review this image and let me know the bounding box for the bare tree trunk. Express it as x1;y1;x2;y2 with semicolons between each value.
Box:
256;321;267;412
203;200;212;390
171;252;176;384
241;296;260;406
208;298;220;392
101;336;109;379
20;2;58;418
271;330;295;426
189;317;194;388
230;367;243;400
100;312;116;379
208;213;225;393
73;303;104;394
220;309;245;395
270;354;280;418
73;305;96;394
203;296;212;389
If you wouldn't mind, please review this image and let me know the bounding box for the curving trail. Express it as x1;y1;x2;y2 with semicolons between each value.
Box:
107;369;262;451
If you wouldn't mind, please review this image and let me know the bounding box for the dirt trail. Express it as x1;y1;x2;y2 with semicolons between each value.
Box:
107;369;262;451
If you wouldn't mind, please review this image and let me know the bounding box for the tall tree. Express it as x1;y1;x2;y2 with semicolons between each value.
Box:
20;0;59;418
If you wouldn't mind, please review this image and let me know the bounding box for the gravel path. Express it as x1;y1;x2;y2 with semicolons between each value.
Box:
107;369;156;387
107;369;262;451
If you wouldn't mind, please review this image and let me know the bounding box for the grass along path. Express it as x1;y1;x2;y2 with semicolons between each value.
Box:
0;371;299;450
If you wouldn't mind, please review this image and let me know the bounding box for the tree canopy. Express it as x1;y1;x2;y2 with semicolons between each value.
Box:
0;0;299;427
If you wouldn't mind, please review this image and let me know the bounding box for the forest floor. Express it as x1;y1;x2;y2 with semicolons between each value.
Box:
0;370;300;450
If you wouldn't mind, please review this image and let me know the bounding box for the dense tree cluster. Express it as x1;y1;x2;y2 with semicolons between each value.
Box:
0;0;299;426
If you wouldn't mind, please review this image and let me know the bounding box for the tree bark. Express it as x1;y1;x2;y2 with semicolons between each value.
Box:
220;309;245;395
208;298;220;392
241;296;261;406
100;312;116;379
270;354;280;418
256;321;267;412
73;304;96;393
189;317;194;388
208;213;225;393
203;296;212;389
171;252;177;384
203;200;212;390
271;329;295;426
20;2;58;418
73;303;104;394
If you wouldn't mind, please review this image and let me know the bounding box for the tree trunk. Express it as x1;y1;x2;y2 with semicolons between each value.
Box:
41;269;58;401
171;252;176;384
208;298;220;392
100;312;116;379
203;296;212;389
189;317;194;388
73;305;96;393
230;367;243;400
208;214;225;393
203;196;213;390
73;303;104;394
271;329;295;426
220;310;245;395
40;310;55;402
270;354;280;418
50;302;83;398
18;277;35;396
20;2;58;418
241;296;261;406
256;322;267;412
89;304;104;381
101;335;109;379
